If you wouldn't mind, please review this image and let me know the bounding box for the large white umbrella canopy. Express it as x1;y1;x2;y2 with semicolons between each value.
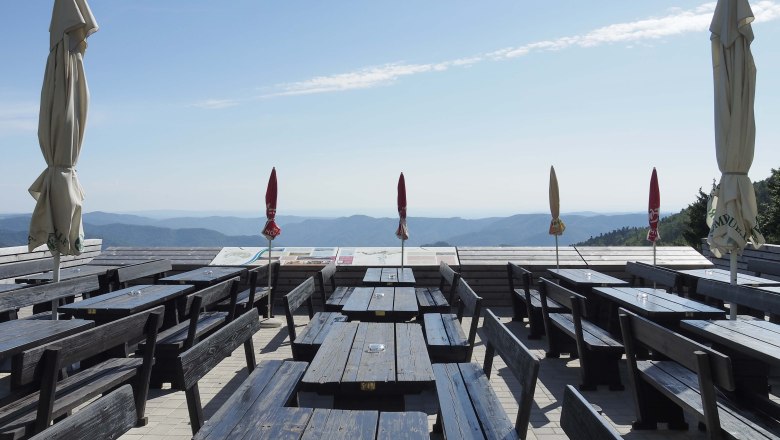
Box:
707;0;764;259
28;0;98;257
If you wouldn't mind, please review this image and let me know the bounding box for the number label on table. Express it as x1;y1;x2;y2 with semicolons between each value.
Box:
87;309;96;315
360;382;376;391
375;311;386;316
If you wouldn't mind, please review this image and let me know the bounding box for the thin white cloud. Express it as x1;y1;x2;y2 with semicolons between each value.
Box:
197;1;780;107
0;103;38;134
192;99;241;110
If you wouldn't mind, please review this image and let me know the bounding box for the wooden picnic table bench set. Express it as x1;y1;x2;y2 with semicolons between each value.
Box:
2;253;780;439
509;259;780;439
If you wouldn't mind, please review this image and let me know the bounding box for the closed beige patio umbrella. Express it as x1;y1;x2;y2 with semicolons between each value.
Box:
28;0;98;285
706;0;764;318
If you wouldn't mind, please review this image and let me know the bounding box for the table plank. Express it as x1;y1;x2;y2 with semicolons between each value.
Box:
396;324;434;383
344;323;395;384
0;319;94;359
393;287;417;313
547;268;629;287
303;322;356;388
301;409;379;439
678;268;780;287
15;265;117;284
681;320;780;367
158;266;245;286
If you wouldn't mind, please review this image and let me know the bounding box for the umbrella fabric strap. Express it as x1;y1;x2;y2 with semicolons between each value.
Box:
722;172;747;175
48;166;76;171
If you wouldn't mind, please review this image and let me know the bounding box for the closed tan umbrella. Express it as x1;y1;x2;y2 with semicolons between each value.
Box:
706;0;764;318
549;166;565;270
28;0;98;285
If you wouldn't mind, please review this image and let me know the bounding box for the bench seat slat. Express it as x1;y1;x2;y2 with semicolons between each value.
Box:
295;312;347;346
154;311;228;352
441;314;468;347
415;287;449;313
549;313;622;350
528;291;565;311
433;363;484;440
423;313;449;346
459;362;518;440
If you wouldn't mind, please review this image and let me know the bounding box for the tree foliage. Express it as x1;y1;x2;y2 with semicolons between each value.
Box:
758;167;780;243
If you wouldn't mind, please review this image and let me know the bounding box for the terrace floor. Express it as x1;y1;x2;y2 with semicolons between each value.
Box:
113;307;730;440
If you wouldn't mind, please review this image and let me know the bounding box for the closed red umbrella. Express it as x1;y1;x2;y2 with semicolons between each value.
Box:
396;173;408;269
260;168;281;326
647;168;661;272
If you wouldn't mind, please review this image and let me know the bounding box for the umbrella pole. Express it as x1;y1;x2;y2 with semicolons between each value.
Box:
554;235;559;271
52;251;60;320
260;240;282;328
652;242;657;290
401;239;405;271
729;251;738;320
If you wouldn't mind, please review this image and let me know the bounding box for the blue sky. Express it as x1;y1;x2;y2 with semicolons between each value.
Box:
2;1;779;218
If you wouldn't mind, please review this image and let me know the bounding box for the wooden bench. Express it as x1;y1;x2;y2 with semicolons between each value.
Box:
696;279;780;320
283;277;346;362
626;261;682;293
101;259;172;292
192;359;309;439
507;262;565;339
416;261;458;314
28;385;137;440
560;385;622;440
434;309;539;439
146;278;239;389
539;277;624;390
175;308;261;435
0;276;100;321
618;308;780;439
423;278;482;363
316;262;352;312
214;262;280;317
0;258;54;282
0;307;162;438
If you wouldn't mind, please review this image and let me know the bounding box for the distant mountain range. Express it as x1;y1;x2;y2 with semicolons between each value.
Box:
0;211;654;248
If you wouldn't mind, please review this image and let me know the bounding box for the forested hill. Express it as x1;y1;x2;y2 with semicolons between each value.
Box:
576;168;779;249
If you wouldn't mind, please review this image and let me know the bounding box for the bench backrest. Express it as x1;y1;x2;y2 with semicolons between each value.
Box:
618;308;734;435
0;258;54;281
315;262;338;307
746;258;780;278
560;385;621;440
538;278;588;351
507;262;532;294
177;308;260;434
454;279;482;353
0;275;100;318
13;307;164;388
111;259;172;290
183;278;240;349
28;384;137;440
283;277;317;342
626;261;680;292
696;279;780;316
481;309;539;439
439;262;460;304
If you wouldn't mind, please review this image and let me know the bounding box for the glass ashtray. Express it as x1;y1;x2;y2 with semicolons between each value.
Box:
367;343;386;353
374;292;385;298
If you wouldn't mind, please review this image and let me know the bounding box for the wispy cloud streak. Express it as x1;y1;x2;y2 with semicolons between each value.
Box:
196;1;780;107
0;103;38;134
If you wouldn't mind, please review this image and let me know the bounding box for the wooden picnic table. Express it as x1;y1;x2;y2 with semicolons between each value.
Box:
157;266;246;287
300;321;434;408
592;286;725;332
680;319;780;419
14;265;118;285
362;267;415;287
547;268;629;322
0;318;94;360
340;287;418;322
59;284;195;327
677;268;780;292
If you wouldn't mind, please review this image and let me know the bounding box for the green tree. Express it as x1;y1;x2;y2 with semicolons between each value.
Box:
759;168;780;244
682;188;710;251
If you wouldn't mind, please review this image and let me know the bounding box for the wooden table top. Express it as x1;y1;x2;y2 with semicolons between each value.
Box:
15;265;117;284
340;287;418;322
0;319;94;359
680;319;780;367
547;268;629;287
157;266;245;286
362;267;416;287
302;322;434;394
592;286;726;320
677;268;780;287
60;284;194;317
